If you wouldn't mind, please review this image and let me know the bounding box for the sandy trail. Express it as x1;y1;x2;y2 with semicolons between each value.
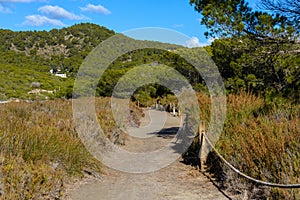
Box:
70;109;229;200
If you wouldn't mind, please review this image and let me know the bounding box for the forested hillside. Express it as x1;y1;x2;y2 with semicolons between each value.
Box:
0;23;115;100
0;22;298;103
0;23;115;72
0;23;190;100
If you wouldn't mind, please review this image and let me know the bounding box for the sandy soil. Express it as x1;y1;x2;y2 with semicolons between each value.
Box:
68;109;229;200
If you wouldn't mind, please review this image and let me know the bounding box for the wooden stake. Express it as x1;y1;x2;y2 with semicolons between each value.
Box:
198;121;208;171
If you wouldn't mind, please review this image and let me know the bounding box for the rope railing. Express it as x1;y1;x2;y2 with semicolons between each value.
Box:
201;132;300;188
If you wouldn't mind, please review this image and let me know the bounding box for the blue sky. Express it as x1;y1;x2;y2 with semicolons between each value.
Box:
0;0;259;46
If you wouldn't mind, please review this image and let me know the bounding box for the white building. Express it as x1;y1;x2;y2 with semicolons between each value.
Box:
50;69;67;78
55;73;67;78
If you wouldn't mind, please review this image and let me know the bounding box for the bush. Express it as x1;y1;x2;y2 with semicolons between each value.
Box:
0;100;102;198
188;92;300;199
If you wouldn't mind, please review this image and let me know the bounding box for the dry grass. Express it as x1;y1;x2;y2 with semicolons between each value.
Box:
0;97;134;199
197;91;300;199
0;93;298;199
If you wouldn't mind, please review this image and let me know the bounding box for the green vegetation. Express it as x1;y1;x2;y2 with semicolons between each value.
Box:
189;0;298;41
0;23;115;74
0;23;115;100
190;0;299;103
210;37;300;103
0;22;298;103
0;62;73;100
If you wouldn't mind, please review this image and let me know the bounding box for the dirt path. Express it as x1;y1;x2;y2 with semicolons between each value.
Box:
69;109;229;200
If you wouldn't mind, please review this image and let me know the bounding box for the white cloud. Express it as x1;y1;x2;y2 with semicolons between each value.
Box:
186;37;202;48
23;15;65;26
186;37;218;48
80;4;111;15
207;37;217;44
201;37;218;46
0;4;11;13
38;5;87;20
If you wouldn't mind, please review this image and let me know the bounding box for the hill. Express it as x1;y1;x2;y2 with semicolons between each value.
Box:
0;23;298;103
0;23;199;100
0;23;116;100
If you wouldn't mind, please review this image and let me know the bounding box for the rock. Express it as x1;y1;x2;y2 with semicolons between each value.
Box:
30;82;41;88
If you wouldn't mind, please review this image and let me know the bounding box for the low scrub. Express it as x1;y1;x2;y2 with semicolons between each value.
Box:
0;97;130;199
193;92;300;199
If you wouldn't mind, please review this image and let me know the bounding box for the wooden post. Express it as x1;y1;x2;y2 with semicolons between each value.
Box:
172;105;176;116
198;121;208;171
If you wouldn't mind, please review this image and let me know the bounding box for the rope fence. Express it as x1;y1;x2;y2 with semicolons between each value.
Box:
201;132;300;188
